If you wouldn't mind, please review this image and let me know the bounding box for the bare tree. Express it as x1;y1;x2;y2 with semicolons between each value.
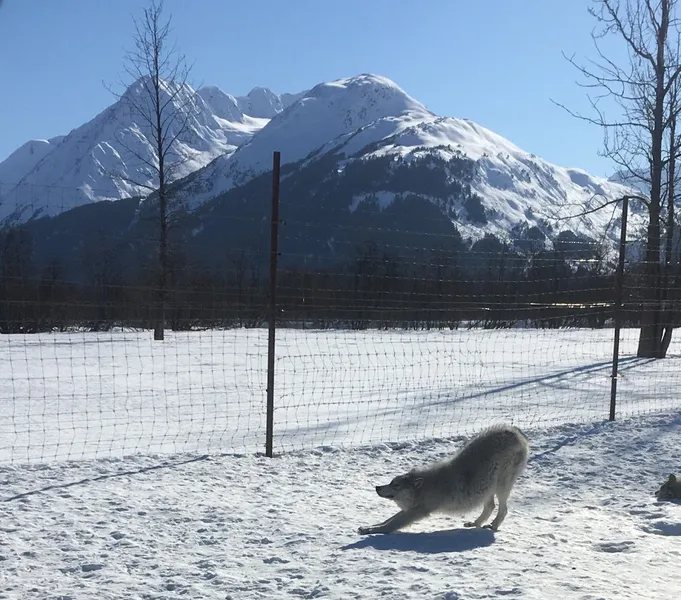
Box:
110;0;195;340
558;0;681;357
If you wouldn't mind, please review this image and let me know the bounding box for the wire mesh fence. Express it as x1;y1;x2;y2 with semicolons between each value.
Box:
2;170;681;465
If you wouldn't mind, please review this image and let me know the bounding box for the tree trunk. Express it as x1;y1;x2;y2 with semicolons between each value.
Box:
154;69;167;342
660;114;677;357
637;1;669;358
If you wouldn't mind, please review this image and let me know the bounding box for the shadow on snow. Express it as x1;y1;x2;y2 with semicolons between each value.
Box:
342;527;495;554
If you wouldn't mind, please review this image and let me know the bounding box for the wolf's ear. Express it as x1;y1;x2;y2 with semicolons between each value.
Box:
412;477;424;489
669;474;677;482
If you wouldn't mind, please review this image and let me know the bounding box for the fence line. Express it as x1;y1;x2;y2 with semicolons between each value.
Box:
1;156;681;465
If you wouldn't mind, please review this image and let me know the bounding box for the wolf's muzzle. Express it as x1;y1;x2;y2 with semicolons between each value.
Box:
375;485;393;498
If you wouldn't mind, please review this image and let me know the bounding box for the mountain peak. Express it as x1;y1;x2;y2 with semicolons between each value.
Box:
197;85;244;122
247;85;276;96
120;76;197;110
305;73;430;114
0;78;267;224
172;74;436;209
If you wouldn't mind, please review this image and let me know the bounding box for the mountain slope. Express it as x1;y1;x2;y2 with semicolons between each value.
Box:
331;115;642;243
0;82;301;225
2;72;642;265
0;136;64;188
169;73;642;247
174;74;435;208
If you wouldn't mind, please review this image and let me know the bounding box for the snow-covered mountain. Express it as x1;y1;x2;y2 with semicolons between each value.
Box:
194;85;306;122
0;81;298;225
171;73;642;247
234;87;307;118
177;74;434;205
10;73;650;286
2;72;642;256
0;136;64;188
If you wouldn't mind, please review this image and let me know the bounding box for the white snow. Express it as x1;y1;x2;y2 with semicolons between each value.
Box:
0;136;64;187
234;86;307;119
196;86;247;123
334;114;642;246
0;79;264;224
0;404;679;598
0;327;679;464
1;328;680;597
174;74;435;208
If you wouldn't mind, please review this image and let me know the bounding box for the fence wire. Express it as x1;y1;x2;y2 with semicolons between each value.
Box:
1;180;681;464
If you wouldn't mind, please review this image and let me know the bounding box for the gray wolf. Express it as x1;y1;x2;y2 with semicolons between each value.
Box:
656;474;681;501
358;424;530;535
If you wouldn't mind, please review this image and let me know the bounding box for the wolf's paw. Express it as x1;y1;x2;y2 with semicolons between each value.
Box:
463;521;478;528
357;526;371;535
483;524;498;531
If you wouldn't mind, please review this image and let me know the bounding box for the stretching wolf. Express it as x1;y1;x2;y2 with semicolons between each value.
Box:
358;424;530;535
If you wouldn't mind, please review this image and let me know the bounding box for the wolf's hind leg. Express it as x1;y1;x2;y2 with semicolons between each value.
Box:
464;496;495;528
485;489;510;531
484;465;523;531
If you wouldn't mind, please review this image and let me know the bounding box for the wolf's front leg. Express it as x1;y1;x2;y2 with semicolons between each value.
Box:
358;507;429;535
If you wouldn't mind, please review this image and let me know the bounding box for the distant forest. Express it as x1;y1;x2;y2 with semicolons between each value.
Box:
0;217;655;334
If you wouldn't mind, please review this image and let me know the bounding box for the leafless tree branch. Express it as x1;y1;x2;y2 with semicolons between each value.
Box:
558;0;681;357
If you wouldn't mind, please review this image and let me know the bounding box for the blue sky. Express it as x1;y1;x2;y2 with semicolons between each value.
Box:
0;0;625;177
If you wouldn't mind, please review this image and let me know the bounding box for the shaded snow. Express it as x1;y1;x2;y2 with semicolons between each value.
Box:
349;191;397;212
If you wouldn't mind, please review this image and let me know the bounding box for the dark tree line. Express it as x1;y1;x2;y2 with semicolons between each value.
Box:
1;221;669;334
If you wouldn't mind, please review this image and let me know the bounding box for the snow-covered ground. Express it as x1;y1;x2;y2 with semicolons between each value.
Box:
1;411;679;599
1;328;680;598
2;327;681;464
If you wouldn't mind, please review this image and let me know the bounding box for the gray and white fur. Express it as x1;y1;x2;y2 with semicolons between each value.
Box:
656;474;681;501
358;424;530;535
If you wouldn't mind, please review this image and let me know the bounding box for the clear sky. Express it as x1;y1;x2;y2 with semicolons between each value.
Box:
0;0;626;177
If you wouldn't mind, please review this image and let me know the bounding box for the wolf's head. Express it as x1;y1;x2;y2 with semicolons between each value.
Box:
656;474;681;501
375;472;424;510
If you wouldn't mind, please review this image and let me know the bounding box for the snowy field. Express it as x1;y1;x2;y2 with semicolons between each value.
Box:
1;412;680;599
0;328;680;598
1;327;681;463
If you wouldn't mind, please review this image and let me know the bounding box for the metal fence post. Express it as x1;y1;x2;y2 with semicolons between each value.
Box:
610;195;629;421
266;151;281;457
